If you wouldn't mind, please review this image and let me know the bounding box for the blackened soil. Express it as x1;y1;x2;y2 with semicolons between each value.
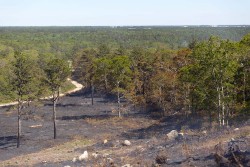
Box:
0;89;250;166
0;89;132;161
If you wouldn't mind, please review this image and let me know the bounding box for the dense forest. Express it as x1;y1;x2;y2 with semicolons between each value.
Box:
1;26;250;126
1;26;250;54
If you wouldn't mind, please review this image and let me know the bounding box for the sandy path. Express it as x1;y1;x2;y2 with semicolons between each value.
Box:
0;78;83;107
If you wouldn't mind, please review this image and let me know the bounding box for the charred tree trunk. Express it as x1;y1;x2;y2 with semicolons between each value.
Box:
91;82;94;105
17;98;22;148
53;89;59;139
53;98;57;139
117;81;121;117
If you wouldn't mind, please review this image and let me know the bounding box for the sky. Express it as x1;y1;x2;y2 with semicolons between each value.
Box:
0;0;249;26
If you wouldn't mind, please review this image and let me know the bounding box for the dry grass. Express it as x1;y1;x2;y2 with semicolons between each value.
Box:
0;137;92;167
183;125;250;156
85;116;158;130
182;142;191;158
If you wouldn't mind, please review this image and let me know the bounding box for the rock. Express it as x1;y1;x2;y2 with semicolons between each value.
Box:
79;151;88;161
72;157;77;163
167;130;179;140
234;128;239;131
92;153;98;159
122;164;132;167
202;130;207;134
122;140;131;146
64;166;71;167
103;139;108;144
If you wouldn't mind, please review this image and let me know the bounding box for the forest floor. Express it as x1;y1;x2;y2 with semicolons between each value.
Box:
0;88;250;167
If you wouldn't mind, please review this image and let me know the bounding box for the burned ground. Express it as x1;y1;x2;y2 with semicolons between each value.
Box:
0;89;249;166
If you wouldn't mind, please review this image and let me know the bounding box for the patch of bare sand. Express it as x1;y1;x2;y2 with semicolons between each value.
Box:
0;138;91;167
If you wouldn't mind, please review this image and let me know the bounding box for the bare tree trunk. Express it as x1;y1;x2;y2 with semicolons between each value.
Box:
226;105;229;127
243;72;246;105
217;86;221;126
209;108;212;129
104;72;108;92
159;86;165;117
172;76;177;104
91;84;94;105
187;87;191;113
221;86;225;126
117;82;121;117
53;99;56;139
17;99;22;148
53;90;59;139
184;85;190;117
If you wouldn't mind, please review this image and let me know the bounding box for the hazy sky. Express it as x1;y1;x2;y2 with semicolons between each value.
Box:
0;0;249;26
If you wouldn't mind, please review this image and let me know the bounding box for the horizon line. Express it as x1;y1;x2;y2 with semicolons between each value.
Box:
0;25;250;27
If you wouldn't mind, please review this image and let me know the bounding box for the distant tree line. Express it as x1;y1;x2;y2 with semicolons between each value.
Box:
1;26;250;60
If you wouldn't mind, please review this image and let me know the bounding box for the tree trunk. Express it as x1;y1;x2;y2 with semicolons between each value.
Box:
17;99;21;148
243;72;246;105
53;98;57;139
217;86;221;126
221;86;225;126
226;105;229;127
159;86;165;117
53;90;59;139
209;108;212;129
91;84;94;105
117;82;121;117
184;85;191;117
104;72;108;92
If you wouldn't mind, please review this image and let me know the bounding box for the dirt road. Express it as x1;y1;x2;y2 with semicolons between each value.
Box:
0;78;83;107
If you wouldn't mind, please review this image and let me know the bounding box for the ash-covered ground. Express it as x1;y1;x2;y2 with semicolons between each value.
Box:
0;90;249;166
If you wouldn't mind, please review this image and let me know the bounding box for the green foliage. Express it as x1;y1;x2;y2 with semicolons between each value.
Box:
109;56;131;84
94;56;112;91
45;58;71;92
73;48;97;86
1;27;250;123
11;51;42;101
